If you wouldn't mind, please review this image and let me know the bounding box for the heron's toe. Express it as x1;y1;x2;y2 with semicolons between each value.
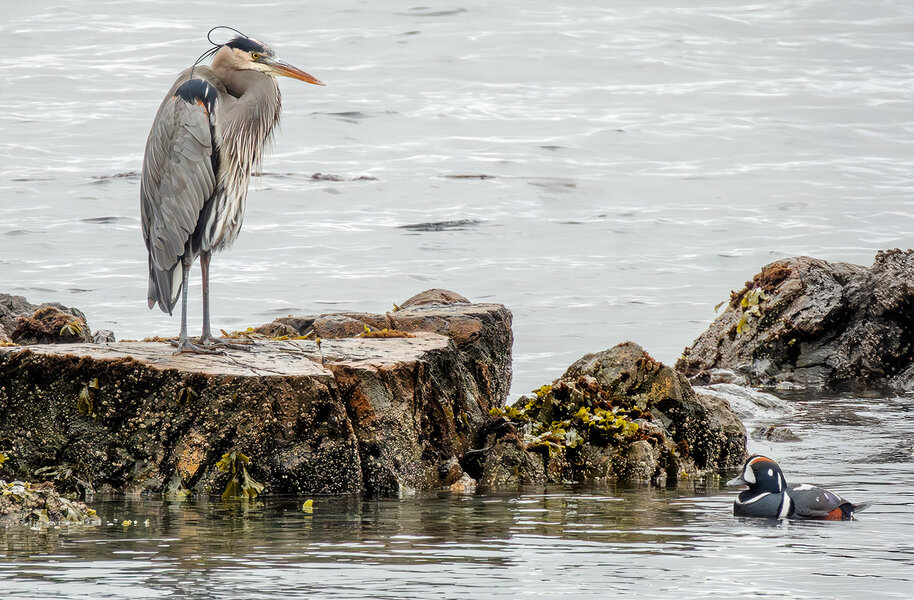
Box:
171;337;226;355
199;335;254;351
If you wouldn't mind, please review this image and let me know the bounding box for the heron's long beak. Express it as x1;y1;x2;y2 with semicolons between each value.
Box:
264;57;325;85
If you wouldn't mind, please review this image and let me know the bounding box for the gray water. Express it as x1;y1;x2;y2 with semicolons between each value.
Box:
1;1;913;597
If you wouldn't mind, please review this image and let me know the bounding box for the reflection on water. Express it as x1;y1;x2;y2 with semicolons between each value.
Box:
0;483;720;561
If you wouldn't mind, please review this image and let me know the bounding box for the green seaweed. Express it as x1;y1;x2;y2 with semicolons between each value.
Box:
358;325;414;339
489;379;644;460
1;480;98;526
59;320;83;337
77;378;99;419
736;287;768;335
175;387;198;405
216;451;264;501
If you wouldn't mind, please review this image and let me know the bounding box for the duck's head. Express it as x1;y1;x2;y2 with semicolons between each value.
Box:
727;454;787;494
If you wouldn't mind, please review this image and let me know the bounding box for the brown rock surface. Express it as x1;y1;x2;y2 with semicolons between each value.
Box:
0;293;92;345
399;289;470;308
0;291;512;498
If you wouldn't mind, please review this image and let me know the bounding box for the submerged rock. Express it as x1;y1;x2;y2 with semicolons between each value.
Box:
678;249;914;390
0;480;98;527
750;425;801;443
0;293;92;345
0;290;512;499
473;342;747;488
694;383;794;423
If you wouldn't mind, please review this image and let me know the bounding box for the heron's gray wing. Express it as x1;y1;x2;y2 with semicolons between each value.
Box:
140;79;218;313
787;484;846;518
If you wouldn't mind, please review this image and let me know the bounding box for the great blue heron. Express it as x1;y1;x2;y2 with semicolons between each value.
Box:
141;28;324;353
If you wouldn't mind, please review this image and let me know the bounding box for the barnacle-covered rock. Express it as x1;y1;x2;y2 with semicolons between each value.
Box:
0;479;98;527
0;290;512;499
0;293;93;345
474;342;746;488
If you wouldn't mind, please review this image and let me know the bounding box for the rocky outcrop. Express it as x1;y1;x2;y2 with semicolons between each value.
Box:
0;480;98;527
0;291;512;498
0;294;93;345
677;250;914;389
471;342;746;488
750;426;801;443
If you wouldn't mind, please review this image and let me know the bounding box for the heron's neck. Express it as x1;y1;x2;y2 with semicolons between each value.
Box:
218;68;263;99
214;67;281;141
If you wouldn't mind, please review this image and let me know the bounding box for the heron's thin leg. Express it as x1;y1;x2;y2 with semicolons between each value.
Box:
172;255;220;354
201;251;213;340
199;251;252;350
178;257;192;344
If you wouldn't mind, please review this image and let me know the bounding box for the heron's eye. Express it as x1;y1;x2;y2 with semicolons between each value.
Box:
251;52;261;60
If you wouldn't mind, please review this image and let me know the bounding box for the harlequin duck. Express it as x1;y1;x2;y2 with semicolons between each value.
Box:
727;455;872;520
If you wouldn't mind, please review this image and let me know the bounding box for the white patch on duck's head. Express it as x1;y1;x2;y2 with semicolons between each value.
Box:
743;463;756;484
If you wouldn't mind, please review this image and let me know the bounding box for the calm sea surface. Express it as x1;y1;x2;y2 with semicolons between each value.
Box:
1;1;913;597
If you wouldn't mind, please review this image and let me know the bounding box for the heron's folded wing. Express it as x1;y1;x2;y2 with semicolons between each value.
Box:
140;81;217;274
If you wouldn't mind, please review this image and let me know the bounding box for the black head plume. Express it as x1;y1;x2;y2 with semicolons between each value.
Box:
189;26;253;79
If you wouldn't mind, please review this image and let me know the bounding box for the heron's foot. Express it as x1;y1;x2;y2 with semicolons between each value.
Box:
171;337;226;355
199;334;254;351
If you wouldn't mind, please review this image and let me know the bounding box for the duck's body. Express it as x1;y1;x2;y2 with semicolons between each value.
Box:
733;486;793;519
728;455;872;520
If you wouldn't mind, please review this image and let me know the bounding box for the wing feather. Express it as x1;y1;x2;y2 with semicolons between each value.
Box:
788;484;846;518
140;79;218;313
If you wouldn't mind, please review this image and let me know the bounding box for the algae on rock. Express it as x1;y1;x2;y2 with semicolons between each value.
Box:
0;480;99;527
474;342;747;488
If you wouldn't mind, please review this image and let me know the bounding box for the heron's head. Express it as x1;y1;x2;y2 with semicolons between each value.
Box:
214;35;325;86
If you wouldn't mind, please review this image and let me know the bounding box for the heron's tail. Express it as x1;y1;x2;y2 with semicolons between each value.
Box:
147;256;183;315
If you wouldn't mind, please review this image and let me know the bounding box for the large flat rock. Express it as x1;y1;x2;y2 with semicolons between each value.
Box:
13;340;333;376
0;292;512;498
15;335;451;377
